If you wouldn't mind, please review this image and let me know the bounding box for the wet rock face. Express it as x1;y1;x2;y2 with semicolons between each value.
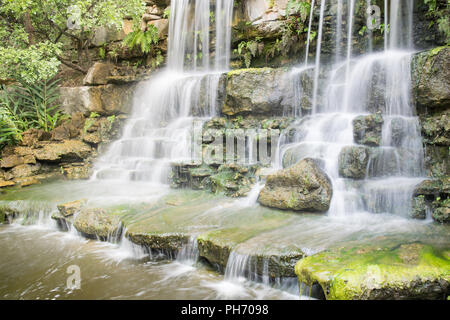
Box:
411;47;450;114
338;146;369;179
296;243;450;300
420;112;450;177
73;208;122;241
410;196;427;220
413;178;450;223
222;68;295;116
259;158;332;212
352;113;384;147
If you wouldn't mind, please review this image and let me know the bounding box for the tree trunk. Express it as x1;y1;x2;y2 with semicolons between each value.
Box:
24;10;34;45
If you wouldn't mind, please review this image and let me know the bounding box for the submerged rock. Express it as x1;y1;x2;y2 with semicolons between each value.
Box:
295;243;450;300
73;208;122;240
353;113;384;146
338;146;369;179
259;158;332;212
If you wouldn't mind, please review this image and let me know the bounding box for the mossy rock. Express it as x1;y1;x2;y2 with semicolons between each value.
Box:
73;208;122;241
295;243;450;300
126;231;189;254
0;206;18;224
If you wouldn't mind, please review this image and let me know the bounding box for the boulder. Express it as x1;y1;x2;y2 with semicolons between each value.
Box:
83;62;114;86
259;158;332;212
73;208;122;240
222;68;295;116
411;46;450;114
59;84;135;116
338;146;369;179
353;113;383;146
33;140;92;162
296;243;450;300
57;199;87;217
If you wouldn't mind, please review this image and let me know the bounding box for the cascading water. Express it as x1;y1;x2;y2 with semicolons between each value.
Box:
278;0;424;218
91;0;234;185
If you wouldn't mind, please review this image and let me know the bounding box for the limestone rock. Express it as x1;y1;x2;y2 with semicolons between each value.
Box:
57;199;87;217
73;208;122;240
14;177;40;187
20;129;51;147
59;84;135;116
147;19;169;38
433;198;450;224
83;62;114;86
295;243;450;300
338;146;369;179
7;164;41;179
222;68;295;116
410;196;427;220
259;158;333;212
411;46;450;114
33;140;92;162
353;113;384;146
0;180;15;188
64;165;91;180
0;155;24;169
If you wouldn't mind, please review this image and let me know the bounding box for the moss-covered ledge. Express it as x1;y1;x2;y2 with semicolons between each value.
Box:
295;243;450;300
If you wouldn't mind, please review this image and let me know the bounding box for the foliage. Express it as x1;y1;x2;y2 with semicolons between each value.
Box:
0;41;62;84
0;0;146;81
234;38;262;68
83;111;100;133
286;0;311;22
122;25;159;55
425;0;450;44
0;79;65;147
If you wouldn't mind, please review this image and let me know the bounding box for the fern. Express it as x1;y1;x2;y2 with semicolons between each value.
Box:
123;26;159;54
0;79;63;148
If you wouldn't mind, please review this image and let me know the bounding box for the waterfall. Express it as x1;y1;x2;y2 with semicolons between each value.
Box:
304;0;315;66
92;0;234;184
311;0;326;113
280;0;424;218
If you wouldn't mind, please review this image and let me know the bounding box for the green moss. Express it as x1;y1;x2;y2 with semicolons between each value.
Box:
295;243;450;300
226;67;273;78
429;45;447;57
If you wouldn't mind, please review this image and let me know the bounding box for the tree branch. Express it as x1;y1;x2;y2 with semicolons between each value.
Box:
56;56;87;74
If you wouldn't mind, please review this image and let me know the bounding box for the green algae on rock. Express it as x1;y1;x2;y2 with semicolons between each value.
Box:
295;243;450;300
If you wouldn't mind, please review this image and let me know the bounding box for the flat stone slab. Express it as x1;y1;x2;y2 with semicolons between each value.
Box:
2;180;450;296
295;242;450;300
